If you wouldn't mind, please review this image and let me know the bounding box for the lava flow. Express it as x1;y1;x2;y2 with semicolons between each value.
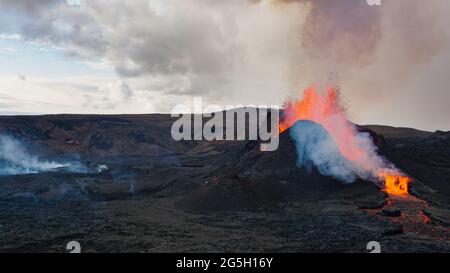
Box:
379;173;409;196
280;84;410;195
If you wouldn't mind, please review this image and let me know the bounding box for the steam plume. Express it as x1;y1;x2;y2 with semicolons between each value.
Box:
252;0;450;130
0;135;81;175
289;120;357;183
282;84;399;184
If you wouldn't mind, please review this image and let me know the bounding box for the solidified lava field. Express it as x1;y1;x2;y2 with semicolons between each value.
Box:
0;114;448;253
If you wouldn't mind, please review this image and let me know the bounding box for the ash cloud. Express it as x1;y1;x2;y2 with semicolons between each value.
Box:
258;0;446;66
0;0;61;16
266;0;382;65
252;0;450;131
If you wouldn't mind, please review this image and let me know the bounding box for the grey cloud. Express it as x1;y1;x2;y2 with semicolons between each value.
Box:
1;0;450;130
251;0;381;65
0;0;241;97
0;0;62;15
17;74;26;81
1;0;105;57
83;81;135;110
252;0;450;131
255;0;444;66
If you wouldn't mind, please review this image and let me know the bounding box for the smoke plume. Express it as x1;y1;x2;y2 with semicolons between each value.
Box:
0;135;83;175
282;84;399;184
289;120;358;183
253;0;450;130
252;0;382;65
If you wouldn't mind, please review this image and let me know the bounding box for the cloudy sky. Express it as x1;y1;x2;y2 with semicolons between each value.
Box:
0;0;449;131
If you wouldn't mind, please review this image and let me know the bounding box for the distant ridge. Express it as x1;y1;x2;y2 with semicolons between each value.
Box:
364;125;433;139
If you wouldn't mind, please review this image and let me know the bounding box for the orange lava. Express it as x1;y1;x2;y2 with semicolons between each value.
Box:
382;175;409;196
279;85;365;161
365;195;449;240
280;84;410;195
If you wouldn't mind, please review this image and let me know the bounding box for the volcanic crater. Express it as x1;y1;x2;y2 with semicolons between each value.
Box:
0;113;449;252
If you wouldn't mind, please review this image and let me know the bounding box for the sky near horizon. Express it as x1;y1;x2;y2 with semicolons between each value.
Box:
0;0;449;131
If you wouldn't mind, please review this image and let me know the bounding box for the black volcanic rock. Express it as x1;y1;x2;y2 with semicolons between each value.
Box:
381;209;402;217
0;114;448;253
369;126;450;205
425;130;450;146
178;120;380;214
0;115;199;157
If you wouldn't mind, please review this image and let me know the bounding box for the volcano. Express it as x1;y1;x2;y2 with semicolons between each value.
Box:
0;113;448;252
178;120;376;214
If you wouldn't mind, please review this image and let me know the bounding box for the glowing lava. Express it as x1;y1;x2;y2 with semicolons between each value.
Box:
280;84;410;195
381;174;409;196
279;84;365;161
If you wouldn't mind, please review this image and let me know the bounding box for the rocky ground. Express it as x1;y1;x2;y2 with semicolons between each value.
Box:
0;114;448;252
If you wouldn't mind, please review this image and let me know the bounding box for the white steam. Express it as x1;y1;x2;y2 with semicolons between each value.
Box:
289;120;358;183
289;119;400;184
284;85;401;185
0;135;75;175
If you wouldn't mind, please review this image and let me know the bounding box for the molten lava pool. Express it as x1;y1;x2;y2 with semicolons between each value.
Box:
383;175;409;196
